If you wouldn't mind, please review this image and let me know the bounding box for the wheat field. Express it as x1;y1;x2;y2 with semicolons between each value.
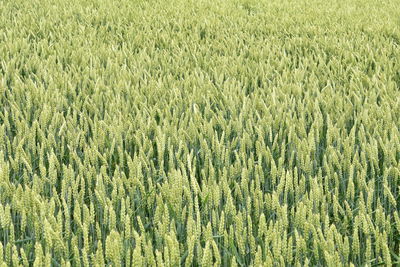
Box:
0;0;399;266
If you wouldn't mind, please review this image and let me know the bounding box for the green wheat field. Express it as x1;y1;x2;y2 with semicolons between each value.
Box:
0;0;400;266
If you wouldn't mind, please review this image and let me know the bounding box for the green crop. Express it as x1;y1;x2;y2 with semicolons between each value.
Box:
0;0;399;266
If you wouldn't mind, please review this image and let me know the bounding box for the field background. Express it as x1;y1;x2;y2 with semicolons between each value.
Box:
0;0;400;266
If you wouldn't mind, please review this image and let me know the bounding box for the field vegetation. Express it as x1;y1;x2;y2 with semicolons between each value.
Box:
0;0;400;266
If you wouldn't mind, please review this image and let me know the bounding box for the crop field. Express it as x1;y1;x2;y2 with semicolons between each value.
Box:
0;0;400;266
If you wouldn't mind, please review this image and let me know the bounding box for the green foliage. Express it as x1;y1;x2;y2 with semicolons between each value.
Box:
0;0;400;265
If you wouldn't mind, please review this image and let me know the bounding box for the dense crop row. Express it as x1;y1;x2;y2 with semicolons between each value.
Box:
0;0;400;266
